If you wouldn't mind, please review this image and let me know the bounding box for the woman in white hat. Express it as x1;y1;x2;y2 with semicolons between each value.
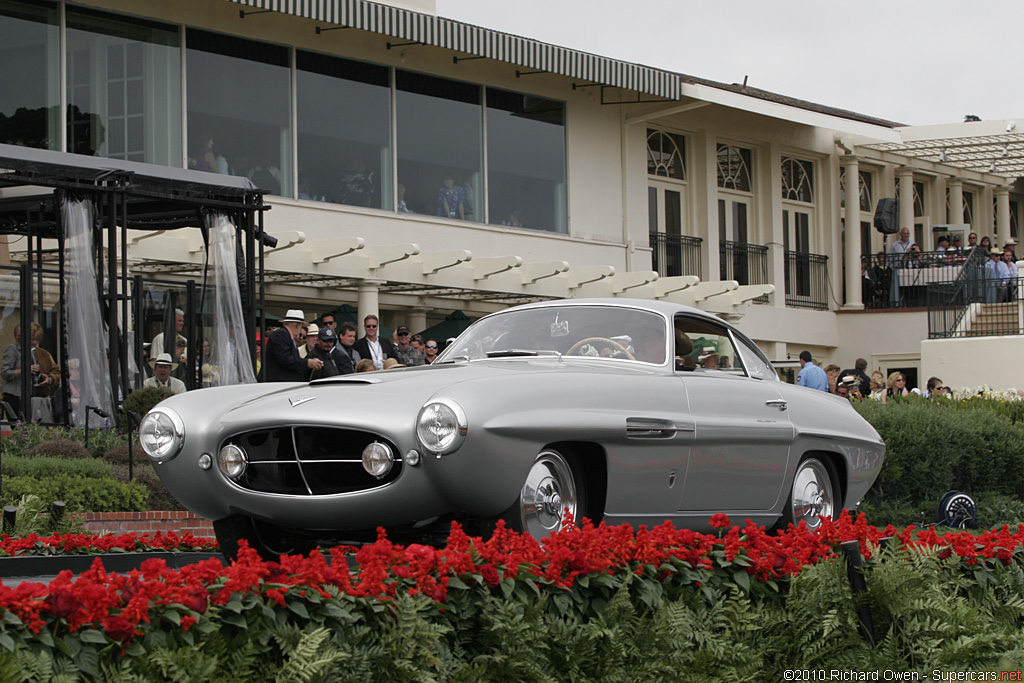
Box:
144;353;187;395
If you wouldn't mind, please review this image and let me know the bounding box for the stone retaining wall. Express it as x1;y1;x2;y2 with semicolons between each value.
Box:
82;512;215;537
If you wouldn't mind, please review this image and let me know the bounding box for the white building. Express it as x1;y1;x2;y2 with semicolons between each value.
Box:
1;0;1021;391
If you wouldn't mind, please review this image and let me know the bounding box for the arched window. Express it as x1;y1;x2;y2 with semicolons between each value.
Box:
781;157;814;203
716;144;752;192
647;129;686;180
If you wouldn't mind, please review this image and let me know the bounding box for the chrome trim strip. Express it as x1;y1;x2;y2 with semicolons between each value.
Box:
290;426;314;495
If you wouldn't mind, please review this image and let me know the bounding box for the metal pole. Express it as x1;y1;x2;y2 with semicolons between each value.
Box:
839;540;876;646
106;190;120;418
56;190;70;426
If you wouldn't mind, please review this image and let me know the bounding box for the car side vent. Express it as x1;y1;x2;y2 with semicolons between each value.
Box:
625;417;690;439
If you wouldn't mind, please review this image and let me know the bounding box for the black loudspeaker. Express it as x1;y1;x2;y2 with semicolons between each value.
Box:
873;198;899;234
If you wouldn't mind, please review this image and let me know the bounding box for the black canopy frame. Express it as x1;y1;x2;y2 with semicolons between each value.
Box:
0;143;270;423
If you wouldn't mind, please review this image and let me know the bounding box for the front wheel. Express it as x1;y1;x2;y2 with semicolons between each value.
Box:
213;514;312;562
503;448;586;542
781;456;836;531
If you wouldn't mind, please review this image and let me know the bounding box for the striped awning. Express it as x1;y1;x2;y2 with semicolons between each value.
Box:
228;0;680;100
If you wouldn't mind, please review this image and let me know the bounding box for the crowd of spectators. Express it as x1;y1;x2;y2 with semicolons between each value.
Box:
796;350;950;403
258;309;445;383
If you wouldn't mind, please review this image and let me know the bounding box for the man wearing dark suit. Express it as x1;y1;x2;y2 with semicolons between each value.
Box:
351;314;396;370
264;309;323;382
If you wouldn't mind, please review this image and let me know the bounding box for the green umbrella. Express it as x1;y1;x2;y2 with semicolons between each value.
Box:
417;310;475;344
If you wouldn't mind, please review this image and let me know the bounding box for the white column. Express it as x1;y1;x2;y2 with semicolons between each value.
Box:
356;280;385;335
843;156;863;309
996;186;1011;248
898;167;915;238
695;131;721;282
407;308;428;335
768;142;786;308
949;178;964;226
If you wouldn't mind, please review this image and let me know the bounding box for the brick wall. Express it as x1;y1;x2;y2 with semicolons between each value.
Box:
82;511;215;537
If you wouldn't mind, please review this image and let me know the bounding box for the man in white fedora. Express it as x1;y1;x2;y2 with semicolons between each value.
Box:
144;353;187;395
264;309;323;382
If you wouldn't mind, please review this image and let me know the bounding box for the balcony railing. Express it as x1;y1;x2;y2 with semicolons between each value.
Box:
719;241;769;303
864;248;985;311
784;251;829;310
649;232;702;279
927;249;1020;338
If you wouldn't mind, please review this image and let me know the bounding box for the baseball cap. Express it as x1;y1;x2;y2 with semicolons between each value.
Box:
318;327;337;341
396;325;410;335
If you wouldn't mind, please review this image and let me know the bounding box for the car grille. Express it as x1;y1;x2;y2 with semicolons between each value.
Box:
220;427;402;495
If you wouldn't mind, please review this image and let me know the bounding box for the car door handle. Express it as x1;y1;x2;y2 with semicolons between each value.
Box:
765;399;788;411
626;417;695;439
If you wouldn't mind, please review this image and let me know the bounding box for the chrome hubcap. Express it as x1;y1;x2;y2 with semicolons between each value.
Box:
519;451;577;541
791;459;833;530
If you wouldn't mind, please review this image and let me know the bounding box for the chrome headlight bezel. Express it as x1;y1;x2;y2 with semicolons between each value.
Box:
139;408;185;464
362;441;394;477
415;398;468;455
218;443;248;480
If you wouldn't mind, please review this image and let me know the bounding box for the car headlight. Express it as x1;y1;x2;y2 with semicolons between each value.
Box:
139;408;185;464
416;399;467;455
218;444;247;480
362;442;394;477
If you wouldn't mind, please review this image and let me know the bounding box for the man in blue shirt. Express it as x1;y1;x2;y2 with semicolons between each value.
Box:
796;350;829;392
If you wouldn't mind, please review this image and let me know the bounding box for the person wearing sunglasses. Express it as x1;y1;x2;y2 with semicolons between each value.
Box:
393;325;425;366
423;339;439;364
352;314;397;371
882;372;910;402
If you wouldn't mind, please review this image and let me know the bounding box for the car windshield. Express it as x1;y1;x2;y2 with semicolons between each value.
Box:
436;305;669;364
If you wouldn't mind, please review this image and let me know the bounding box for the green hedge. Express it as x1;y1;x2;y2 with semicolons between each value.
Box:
2;455;115;481
854;396;1024;526
0;457;146;512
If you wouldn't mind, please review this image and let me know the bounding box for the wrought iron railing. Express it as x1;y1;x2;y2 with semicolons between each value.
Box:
784;251;829;310
863;248;987;310
928;253;1021;339
720;241;769;303
649;232;702;279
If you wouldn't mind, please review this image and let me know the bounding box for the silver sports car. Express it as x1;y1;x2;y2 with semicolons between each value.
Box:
140;299;885;559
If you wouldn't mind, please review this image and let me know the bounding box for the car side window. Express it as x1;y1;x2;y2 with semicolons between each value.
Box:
733;335;778;381
673;316;744;375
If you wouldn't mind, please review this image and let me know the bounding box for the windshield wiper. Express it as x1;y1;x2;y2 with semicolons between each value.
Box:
486;349;562;358
435;355;469;364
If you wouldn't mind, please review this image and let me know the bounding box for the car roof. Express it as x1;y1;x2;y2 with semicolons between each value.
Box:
494;298;723;324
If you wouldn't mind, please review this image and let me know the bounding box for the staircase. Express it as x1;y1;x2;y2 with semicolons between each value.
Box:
963;301;1022;336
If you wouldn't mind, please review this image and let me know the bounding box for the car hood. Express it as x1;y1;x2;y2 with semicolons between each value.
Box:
166;358;662;435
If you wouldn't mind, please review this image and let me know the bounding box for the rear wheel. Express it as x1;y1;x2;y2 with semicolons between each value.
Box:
213;514;312;562
503;448;586;542
782;456;837;531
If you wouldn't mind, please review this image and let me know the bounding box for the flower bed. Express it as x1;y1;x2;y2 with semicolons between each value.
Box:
1;515;1023;677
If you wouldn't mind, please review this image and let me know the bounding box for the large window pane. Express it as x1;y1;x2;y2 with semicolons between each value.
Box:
396;71;481;219
487;89;566;233
66;7;180;164
186;30;291;196
297;52;390;208
0;0;58;149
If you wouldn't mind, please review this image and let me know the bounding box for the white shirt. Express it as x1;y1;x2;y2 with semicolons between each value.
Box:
366;339;384;370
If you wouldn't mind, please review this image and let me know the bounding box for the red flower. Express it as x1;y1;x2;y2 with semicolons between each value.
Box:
479;565;500;587
182;589;209;614
104;616;136;642
47;588;81;619
180;615;198;632
709;513;731;529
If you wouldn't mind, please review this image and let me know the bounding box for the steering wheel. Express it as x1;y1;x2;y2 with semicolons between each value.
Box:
566;337;635;360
